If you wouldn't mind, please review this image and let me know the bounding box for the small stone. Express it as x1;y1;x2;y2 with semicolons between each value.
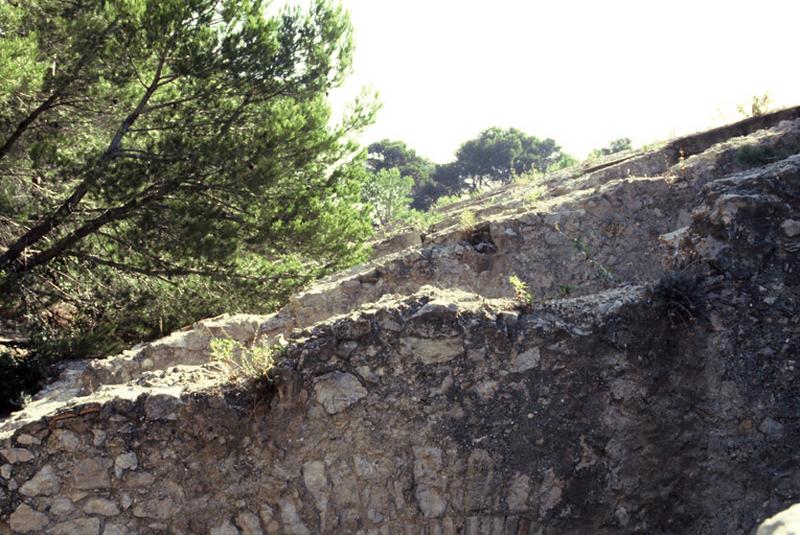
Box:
336;341;359;358
331;317;371;340
83;497;121;516
510;347;541;373
353;455;379;480
259;505;275;528
124;471;155;488
538;468;564;515
16;434;41;446
303;461;328;515
378;317;402;332
9;503;49;533
1;447;35;464
615;506;631;526
8;479;18;491
235;511;264;535
781;219;800;238
51;429;80;452
278;499;310;535
413;447;447;518
20;464;60;496
48;497;76;519
114;452;138;478
210;518;241;535
410;300;458;320
497;311;519;328
68;490;88;502
399;336;463;365
759;417;783;437
507;473;530;512
474;380;497;400
1;463;11;479
120;492;133;510
73;457;111;490
92;430;107;447
48;517;101;535
144;393;182;421
102;524;129;535
132;495;174;520
313;372;367;415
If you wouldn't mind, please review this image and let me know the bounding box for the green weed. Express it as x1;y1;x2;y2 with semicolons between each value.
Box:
210;337;278;380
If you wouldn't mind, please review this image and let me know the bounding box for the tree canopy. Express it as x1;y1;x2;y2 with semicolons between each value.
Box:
452;127;565;191
0;0;375;362
366;139;440;209
361;168;414;225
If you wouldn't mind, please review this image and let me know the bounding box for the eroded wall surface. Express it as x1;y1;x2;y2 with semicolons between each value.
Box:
1;112;799;535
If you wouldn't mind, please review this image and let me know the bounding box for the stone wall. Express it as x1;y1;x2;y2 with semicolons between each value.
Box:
1;113;799;534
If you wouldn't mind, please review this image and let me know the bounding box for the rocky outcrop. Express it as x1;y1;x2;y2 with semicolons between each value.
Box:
1;109;799;534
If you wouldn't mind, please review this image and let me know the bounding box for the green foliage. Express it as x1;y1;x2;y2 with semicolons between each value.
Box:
363;132;575;208
400;209;442;231
734;144;794;166
588;137;632;161
737;93;772;118
0;350;38;415
0;0;377;395
524;185;547;205
458;210;477;230
512;168;543;185
547;153;580;171
210;337;277;380
362;168;415;225
367;139;438;209
509;274;533;307
453;127;565;191
431;194;464;210
513;168;548;205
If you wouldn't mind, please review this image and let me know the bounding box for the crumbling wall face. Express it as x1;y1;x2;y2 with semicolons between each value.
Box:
283;117;800;334
283;177;694;330
2;274;798;535
2;113;800;535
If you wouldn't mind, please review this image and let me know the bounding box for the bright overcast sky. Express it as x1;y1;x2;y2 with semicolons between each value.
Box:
326;0;800;162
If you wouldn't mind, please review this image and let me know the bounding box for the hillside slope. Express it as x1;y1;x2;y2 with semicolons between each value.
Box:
1;109;799;534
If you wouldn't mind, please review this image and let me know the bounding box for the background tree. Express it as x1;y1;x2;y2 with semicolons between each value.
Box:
366;139;440;209
0;0;376;408
361;168;414;225
452;127;565;191
588;137;632;160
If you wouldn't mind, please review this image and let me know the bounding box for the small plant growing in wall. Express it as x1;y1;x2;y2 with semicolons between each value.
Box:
524;185;547;205
210;337;278;380
509;274;534;309
737;93;772;118
459;209;477;230
649;271;706;327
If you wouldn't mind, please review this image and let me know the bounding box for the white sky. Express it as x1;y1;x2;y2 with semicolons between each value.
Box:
327;0;800;162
